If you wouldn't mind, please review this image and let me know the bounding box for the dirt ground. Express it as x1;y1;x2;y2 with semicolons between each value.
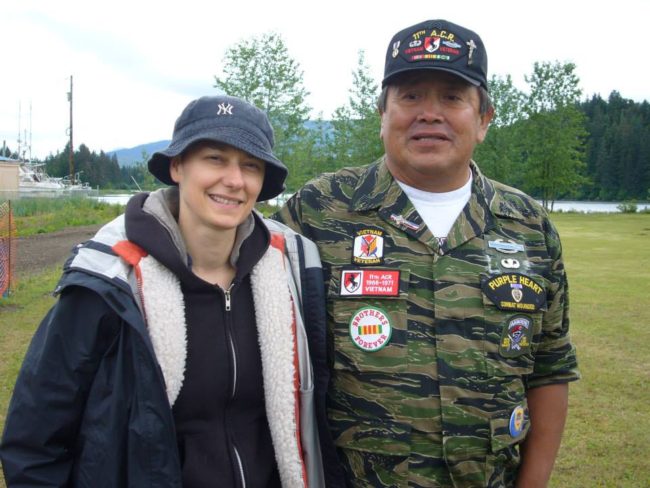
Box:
13;224;103;278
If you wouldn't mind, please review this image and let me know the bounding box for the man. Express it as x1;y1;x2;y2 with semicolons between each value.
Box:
274;19;579;488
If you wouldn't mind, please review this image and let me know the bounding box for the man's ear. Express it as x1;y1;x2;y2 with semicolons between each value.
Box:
477;106;495;143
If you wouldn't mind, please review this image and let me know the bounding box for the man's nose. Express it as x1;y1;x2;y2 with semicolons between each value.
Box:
416;96;444;123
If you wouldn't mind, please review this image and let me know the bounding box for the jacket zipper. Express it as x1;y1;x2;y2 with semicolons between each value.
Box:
223;283;245;487
233;445;247;488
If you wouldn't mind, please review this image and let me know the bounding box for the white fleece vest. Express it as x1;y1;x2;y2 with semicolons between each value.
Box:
138;244;306;488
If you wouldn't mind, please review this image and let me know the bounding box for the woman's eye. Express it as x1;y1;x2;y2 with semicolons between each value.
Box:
244;162;263;172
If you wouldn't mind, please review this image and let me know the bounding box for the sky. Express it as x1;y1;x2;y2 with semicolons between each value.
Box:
2;0;649;160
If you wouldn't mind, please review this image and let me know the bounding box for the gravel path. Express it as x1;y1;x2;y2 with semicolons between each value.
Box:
13;224;103;278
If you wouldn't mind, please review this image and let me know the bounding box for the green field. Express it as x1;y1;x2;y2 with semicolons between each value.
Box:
6;197;123;237
0;213;648;486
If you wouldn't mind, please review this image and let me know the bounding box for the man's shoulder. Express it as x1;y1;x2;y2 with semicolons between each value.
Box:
303;164;372;193
481;176;550;224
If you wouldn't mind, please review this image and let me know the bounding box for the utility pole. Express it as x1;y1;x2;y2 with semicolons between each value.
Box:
67;76;74;184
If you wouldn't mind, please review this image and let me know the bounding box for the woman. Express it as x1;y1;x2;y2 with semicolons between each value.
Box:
1;96;342;487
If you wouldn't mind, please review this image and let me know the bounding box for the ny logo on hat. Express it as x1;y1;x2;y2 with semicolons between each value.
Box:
217;103;234;115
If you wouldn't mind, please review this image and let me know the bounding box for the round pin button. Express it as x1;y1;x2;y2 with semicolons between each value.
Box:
509;405;526;437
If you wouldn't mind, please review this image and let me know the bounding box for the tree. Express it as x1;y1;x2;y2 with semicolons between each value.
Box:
44;144;121;188
474;74;526;186
120;150;161;191
520;61;588;210
214;32;311;191
328;50;383;170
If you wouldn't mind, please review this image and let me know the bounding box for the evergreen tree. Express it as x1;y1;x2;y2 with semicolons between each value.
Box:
580;92;650;201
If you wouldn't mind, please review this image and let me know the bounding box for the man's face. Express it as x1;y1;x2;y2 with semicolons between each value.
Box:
380;71;493;192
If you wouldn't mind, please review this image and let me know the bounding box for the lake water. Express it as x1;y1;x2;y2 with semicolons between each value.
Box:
96;194;650;213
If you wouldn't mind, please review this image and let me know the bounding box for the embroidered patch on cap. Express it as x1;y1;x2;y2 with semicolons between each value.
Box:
340;269;400;297
349;306;393;352
499;315;533;357
402;28;464;64
509;405;526;437
352;229;385;265
216;102;234;115
482;273;546;312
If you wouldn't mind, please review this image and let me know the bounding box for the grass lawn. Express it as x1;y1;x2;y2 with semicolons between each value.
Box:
550;213;650;487
0;213;648;486
7;197;123;237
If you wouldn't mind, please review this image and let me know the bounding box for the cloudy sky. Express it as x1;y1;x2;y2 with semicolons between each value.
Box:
2;0;648;160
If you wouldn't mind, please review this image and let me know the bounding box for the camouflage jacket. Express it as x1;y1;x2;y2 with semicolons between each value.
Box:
274;158;579;488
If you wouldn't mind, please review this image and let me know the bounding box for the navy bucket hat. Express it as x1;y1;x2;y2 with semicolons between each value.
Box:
148;95;288;201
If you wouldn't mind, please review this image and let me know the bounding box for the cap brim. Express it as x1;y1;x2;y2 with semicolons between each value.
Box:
382;66;483;88
148;128;287;201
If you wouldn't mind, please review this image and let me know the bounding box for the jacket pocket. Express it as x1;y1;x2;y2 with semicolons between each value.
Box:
481;275;544;377
328;268;410;374
331;416;411;487
484;399;529;486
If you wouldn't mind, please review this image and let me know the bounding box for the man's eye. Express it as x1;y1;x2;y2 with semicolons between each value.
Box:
402;92;420;100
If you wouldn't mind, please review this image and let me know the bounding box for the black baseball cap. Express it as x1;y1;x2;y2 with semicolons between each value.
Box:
383;19;488;90
148;95;287;201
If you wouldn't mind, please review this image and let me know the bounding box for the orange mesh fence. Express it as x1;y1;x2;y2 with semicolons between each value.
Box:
0;200;17;296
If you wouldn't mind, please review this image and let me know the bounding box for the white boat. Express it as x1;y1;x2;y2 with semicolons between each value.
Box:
17;162;92;195
18;163;65;191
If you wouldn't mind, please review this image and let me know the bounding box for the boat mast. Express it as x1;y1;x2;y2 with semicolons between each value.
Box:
28;102;32;163
67;75;74;184
17;102;22;161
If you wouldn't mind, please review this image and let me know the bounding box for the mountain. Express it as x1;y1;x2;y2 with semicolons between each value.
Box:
108;140;170;167
108;121;334;167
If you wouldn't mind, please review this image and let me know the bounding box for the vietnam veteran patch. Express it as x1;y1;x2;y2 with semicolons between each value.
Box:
352;228;385;265
349;306;392;352
499;315;533;357
482;273;546;312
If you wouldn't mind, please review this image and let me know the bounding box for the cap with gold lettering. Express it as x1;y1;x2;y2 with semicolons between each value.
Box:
383;19;488;90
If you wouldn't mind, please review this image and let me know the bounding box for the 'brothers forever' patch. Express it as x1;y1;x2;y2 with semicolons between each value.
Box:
349;306;393;352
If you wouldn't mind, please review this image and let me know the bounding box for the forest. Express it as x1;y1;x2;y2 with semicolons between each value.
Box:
2;33;648;204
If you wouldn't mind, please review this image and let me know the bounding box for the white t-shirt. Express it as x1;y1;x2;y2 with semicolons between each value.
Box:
397;174;472;245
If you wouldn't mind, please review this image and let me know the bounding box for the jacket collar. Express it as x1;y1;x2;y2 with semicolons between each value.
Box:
349;158;531;253
126;188;269;285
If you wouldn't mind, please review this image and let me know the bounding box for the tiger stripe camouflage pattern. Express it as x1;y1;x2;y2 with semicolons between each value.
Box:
274;158;579;487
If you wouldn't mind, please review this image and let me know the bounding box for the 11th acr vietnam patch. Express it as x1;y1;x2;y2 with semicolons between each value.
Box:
340;269;400;297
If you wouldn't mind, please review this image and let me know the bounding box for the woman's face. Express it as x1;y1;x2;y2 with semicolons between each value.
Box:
170;142;265;234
